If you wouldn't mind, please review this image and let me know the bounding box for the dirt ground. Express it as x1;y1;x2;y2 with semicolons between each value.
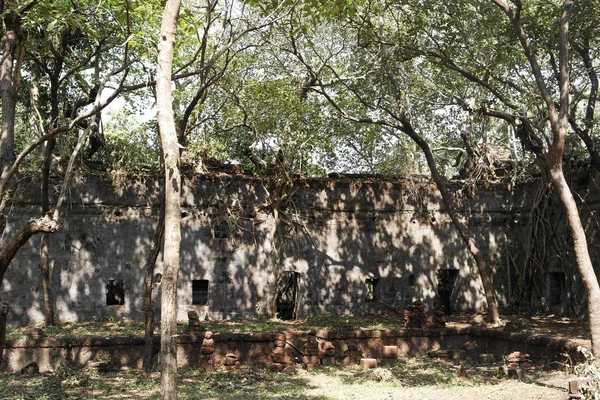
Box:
0;360;574;400
447;313;591;344
452;313;589;336
299;368;571;400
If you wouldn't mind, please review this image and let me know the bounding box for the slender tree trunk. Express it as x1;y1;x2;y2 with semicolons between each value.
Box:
0;300;6;369
157;0;182;397
548;9;600;353
550;166;600;355
142;194;165;374
0;13;17;180
40;139;56;326
491;0;600;354
398;123;500;323
269;207;281;318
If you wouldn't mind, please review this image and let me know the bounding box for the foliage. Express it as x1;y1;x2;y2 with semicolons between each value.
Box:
102;110;159;171
574;346;600;400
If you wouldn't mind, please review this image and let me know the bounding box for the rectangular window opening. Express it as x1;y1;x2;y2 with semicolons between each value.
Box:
192;279;209;305
549;272;565;306
106;279;125;306
365;278;380;302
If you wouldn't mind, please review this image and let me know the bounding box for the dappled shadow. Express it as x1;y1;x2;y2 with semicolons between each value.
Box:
0;368;330;400
1;172;535;334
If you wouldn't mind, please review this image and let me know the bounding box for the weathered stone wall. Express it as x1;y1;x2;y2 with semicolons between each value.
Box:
1;326;585;373
1;173;533;326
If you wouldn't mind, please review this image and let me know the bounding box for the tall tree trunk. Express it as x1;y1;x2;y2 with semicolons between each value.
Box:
157;0;182;398
549;165;600;355
492;0;600;354
549;4;600;355
142;193;165;374
0;300;6;368
397;122;500;323
0;11;18;180
39;139;56;326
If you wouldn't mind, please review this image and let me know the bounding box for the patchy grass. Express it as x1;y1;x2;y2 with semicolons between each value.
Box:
0;358;568;400
5;315;406;341
6;317;147;341
198;315;405;335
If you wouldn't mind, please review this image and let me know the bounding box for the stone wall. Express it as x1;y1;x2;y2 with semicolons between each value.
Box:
1;173;533;325
1;326;585;373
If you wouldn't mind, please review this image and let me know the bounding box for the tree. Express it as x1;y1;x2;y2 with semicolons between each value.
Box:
403;0;600;354
489;0;600;356
23;0;133;326
156;0;182;397
263;3;502;321
0;0;132;364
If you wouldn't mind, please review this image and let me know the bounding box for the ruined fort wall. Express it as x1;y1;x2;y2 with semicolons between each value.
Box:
1;173;533;325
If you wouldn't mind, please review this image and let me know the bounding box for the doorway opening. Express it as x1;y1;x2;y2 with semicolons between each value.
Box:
276;272;300;320
437;269;459;314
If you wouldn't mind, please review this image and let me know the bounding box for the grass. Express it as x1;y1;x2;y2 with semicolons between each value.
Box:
5;315;406;341
0;358;567;400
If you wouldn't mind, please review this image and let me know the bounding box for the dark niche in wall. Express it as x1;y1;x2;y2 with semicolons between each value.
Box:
437;269;459;314
106;280;125;306
366;277;402;304
365;278;381;302
276;271;301;320
192;279;209;305
548;272;565;306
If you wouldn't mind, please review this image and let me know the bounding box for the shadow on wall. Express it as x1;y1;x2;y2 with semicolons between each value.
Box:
1;173;534;326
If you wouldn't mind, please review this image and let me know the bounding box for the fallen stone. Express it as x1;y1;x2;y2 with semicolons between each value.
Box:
323;348;335;357
382;345;398;358
306;363;319;372
322;341;335;351
282;365;297;375
436;350;450;359
463;341;478;351
271;353;287;364
452;350;466;361
321;357;336;366
478;353;495;364
223;354;238;366
458;364;469;379
315;330;329;340
360;358;377;368
303;355;320;365
269;363;286;372
568;377;592;399
188;319;200;328
506;351;530;363
507;367;525;379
